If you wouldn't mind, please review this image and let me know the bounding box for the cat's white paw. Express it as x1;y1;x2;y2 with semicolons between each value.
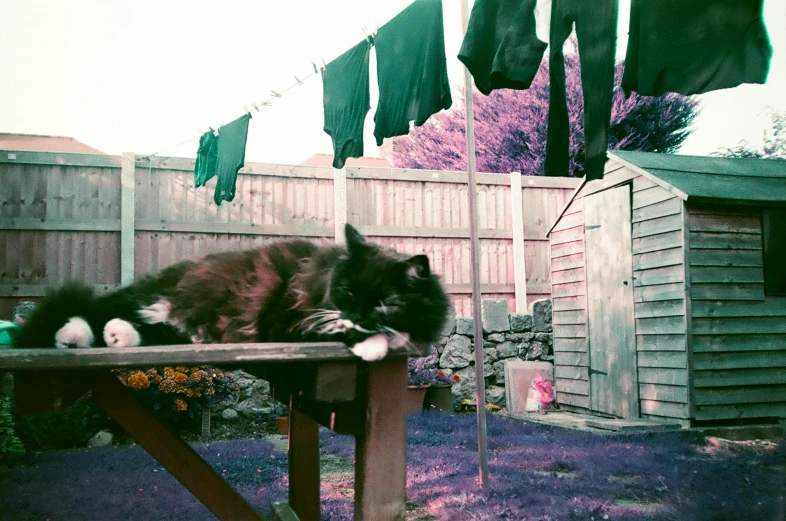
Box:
103;319;142;348
350;334;389;361
55;317;95;349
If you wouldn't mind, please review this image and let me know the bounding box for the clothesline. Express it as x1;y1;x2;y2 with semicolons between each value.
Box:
143;67;321;159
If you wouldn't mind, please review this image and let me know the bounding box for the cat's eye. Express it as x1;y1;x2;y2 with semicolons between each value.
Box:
347;291;354;298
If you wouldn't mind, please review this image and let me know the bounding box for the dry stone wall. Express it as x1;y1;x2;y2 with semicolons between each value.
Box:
436;299;553;408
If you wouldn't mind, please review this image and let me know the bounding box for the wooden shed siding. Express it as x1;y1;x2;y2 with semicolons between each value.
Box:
550;167;693;418
688;205;786;421
550;196;590;408
631;176;690;418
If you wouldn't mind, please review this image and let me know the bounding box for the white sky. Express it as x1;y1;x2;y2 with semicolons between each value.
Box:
0;0;784;164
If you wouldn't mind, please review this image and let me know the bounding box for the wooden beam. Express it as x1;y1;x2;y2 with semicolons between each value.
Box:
120;152;135;286
346;166;581;187
288;406;320;521
0;218;120;232
91;372;267;521
354;357;408;520
0;343;354;371
333;168;348;245
509;172;527;312
134;221;335;238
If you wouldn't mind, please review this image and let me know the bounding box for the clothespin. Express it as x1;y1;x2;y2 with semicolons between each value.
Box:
321;58;327;71
260;101;272;107
312;61;319;74
243;104;249;113
270;90;281;98
294;76;304;86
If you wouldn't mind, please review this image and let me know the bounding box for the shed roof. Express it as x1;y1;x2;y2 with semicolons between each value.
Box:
548;151;786;236
609;151;786;204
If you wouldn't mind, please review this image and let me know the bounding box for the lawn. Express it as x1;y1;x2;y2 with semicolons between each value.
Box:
1;411;784;521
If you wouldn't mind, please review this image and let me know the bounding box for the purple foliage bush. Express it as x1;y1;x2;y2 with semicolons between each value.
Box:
387;47;698;177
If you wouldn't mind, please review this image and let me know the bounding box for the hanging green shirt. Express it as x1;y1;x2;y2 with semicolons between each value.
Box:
323;40;371;169
458;0;547;96
373;0;452;147
194;130;218;188
622;0;772;96
214;113;251;205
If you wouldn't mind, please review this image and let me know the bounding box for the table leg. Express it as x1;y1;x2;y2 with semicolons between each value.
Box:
91;371;267;521
354;358;407;521
288;403;321;521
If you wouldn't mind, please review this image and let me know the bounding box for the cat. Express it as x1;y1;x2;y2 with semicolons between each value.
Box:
14;224;450;361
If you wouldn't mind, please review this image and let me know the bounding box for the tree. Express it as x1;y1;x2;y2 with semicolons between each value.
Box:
385;51;699;175
715;109;786;160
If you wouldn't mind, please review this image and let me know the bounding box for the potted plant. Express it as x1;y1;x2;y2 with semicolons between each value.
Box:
407;349;459;413
424;370;460;412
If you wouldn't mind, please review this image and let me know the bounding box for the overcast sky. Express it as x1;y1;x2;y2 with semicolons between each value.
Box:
1;0;784;165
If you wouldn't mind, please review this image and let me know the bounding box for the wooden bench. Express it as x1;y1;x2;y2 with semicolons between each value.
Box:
0;343;413;521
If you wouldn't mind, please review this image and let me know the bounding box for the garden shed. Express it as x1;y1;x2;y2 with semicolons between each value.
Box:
547;151;786;426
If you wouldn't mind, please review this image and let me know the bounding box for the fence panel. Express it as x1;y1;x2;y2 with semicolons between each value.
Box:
0;150;580;318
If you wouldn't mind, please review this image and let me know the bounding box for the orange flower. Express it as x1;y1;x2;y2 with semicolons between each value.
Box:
190;370;209;383
452;374;461;382
175;366;188;373
173;372;188;384
163;367;175;379
438;371;445;377
127;371;150;390
150;374;163;385
159;378;177;393
174;398;187;411
146;369;158;376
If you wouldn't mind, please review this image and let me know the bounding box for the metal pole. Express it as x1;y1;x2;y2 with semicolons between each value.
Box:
461;0;489;489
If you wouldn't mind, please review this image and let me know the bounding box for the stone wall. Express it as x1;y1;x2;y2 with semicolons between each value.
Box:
434;299;553;409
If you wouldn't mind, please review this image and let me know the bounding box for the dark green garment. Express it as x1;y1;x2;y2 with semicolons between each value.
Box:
544;0;618;181
373;0;452;146
323;40;371;169
214;113;251;206
458;0;547;95
622;0;772;97
194;130;218;188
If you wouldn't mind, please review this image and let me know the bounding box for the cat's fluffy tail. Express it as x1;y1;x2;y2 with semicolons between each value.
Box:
13;284;99;348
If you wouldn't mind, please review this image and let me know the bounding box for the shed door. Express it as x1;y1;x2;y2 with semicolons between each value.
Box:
584;184;639;418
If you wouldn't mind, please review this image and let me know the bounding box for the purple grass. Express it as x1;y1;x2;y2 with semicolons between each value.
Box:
1;412;784;521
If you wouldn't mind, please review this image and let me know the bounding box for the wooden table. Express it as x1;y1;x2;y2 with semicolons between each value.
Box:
0;343;411;521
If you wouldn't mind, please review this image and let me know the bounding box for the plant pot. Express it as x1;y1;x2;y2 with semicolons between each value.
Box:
277;415;289;435
424;383;454;412
407;385;429;413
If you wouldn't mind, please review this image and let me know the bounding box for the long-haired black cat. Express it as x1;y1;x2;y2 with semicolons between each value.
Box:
14;224;450;361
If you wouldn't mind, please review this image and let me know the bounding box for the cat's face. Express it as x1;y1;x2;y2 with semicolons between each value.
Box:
305;224;448;345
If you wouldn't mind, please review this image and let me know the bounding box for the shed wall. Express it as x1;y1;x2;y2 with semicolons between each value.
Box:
687;205;786;421
550;165;691;420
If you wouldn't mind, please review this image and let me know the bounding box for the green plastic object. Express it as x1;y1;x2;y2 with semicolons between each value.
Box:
0;321;18;345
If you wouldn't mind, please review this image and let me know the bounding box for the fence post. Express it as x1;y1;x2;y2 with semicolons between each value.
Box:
333;168;347;245
120;153;136;286
509;171;528;313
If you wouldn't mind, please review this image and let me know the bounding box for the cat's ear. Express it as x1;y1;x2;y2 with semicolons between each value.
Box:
344;224;366;254
405;255;431;279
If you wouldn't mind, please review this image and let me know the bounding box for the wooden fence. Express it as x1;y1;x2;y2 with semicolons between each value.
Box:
0;150;580;318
